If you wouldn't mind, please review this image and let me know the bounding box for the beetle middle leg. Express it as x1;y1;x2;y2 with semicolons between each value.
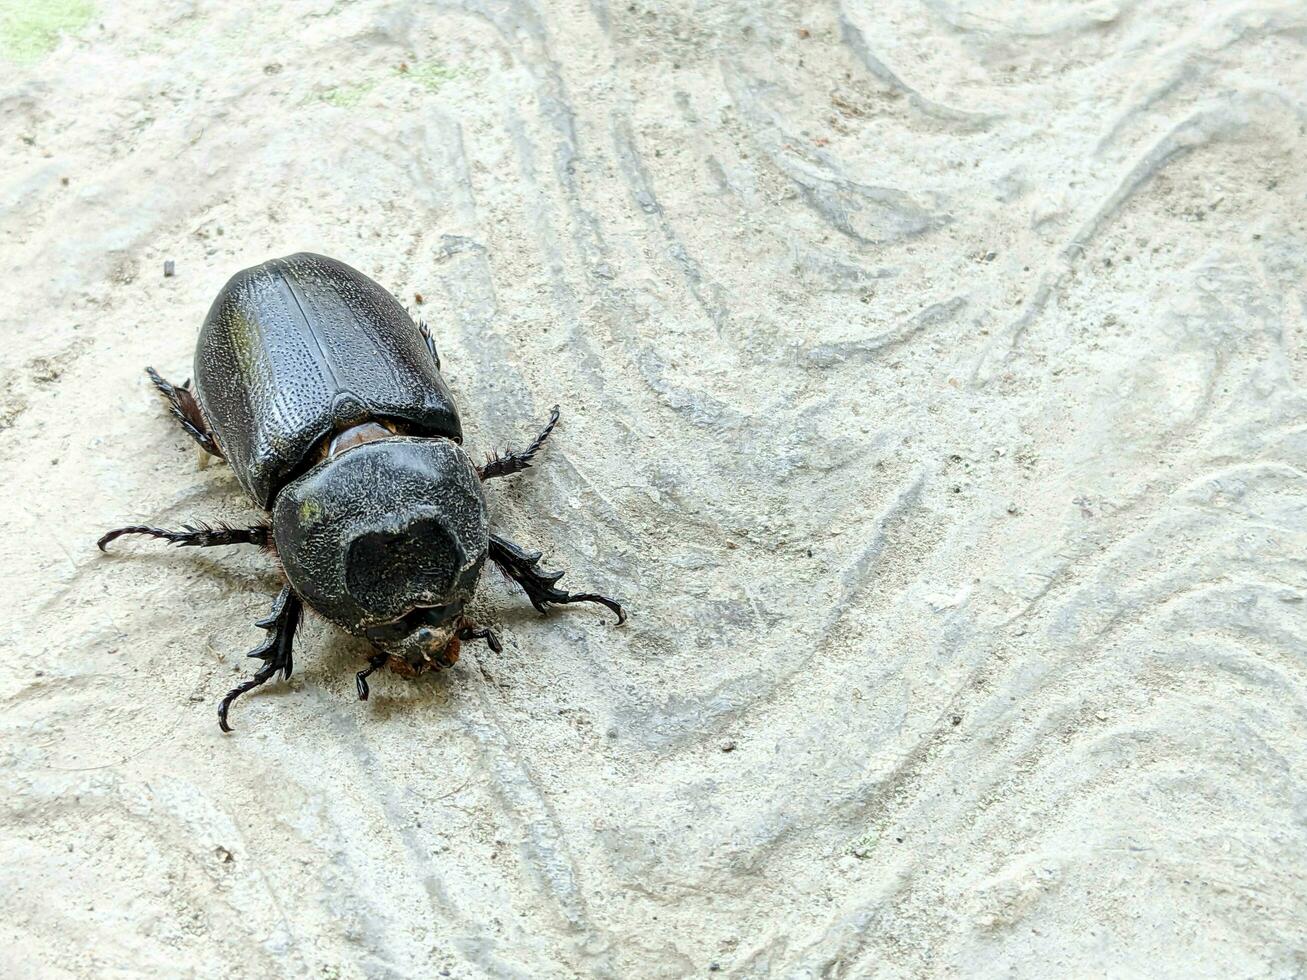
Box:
488;532;625;624
478;406;561;481
146;366;223;457
218;585;301;732
97;521;271;552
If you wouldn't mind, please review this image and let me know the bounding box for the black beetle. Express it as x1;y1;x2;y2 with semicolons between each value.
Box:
100;252;624;731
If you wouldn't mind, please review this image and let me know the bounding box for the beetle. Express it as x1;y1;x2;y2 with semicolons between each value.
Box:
99;252;625;731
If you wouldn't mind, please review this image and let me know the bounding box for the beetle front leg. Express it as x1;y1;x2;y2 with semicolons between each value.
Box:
218;585;301;732
478;406;560;481
458;623;503;653
488;533;625;624
146;367;223;457
355;653;388;701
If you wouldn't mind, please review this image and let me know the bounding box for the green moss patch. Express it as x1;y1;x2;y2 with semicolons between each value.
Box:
0;0;94;64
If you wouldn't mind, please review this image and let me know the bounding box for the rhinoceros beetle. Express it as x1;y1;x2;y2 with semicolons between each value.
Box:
100;252;624;731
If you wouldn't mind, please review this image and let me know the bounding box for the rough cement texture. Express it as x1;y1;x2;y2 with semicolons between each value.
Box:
2;1;1305;977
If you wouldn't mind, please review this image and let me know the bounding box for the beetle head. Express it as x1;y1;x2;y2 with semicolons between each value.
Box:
272;437;489;671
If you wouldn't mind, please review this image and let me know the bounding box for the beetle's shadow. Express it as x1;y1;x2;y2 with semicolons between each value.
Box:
193;555;282;597
303;619;465;716
297;599;569;718
99;546;278;599
307;624;372;677
479;575;621;632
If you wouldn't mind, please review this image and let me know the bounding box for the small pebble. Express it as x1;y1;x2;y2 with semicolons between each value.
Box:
720;740;737;753
163;260;175;277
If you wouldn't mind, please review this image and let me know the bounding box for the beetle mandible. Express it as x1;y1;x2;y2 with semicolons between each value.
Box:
100;252;625;731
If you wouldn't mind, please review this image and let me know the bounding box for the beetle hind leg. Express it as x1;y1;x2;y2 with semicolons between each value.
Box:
417;318;441;370
478;406;561;481
488;532;625;625
146;367;222;457
217;585;301;733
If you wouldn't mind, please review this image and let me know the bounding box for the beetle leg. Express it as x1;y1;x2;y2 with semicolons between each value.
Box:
478;406;561;481
217;585;301;732
417;318;441;370
146;367;223;457
458;624;503;653
355;653;388;701
488;533;625;625
97;521;272;553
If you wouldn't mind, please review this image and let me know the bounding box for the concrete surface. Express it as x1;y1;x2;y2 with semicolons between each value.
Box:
1;0;1305;976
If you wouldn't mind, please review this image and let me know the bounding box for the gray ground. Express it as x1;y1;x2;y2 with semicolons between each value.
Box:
2;1;1305;977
